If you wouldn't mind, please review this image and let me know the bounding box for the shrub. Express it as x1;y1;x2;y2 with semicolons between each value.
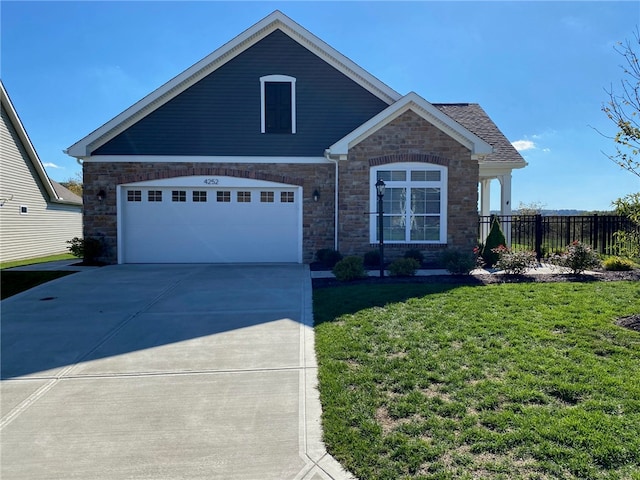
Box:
613;192;640;260
603;256;636;271
492;246;537;275
363;250;381;267
66;236;103;263
403;249;424;264
332;256;366;281
481;217;507;267
441;249;477;275
315;248;343;268
388;258;420;277
548;241;602;274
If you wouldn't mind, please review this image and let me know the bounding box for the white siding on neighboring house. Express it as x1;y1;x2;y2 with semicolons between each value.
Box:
0;89;82;262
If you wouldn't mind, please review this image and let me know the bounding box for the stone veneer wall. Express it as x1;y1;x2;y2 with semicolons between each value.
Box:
83;162;335;264
337;110;479;262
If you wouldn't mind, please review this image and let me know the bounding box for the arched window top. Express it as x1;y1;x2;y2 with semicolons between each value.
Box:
260;74;296;83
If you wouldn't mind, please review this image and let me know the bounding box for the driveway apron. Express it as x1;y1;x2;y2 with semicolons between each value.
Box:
1;264;351;480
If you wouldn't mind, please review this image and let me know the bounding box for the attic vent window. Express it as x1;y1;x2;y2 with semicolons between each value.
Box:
260;75;296;134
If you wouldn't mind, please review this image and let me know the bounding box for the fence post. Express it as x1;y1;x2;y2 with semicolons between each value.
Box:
535;214;543;261
593;214;599;253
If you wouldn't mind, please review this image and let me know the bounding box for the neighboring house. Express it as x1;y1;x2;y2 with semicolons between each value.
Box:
1;80;82;262
66;11;525;265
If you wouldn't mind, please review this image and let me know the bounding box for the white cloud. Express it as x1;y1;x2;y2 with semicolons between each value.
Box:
512;140;536;152
43;162;63;169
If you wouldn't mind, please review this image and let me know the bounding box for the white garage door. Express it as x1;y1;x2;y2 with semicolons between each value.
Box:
119;176;302;263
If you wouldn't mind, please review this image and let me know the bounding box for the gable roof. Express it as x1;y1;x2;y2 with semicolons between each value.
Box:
51;180;83;205
1;80;82;206
66;10;402;158
326;92;494;160
434;103;527;168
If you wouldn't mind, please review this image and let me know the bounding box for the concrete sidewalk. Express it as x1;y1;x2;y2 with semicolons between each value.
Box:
1;264;353;480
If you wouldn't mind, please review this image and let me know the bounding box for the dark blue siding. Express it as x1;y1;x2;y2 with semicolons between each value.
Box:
94;30;390;156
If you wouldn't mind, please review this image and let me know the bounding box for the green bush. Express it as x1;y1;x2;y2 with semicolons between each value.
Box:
493;246;537;275
363;250;381;267
332;256;366;281
441;249;477;275
548;241;602;274
603;256;636;271
403;249;424;264
481;217;507;268
66;236;103;263
388;258;420;277
315;248;343;268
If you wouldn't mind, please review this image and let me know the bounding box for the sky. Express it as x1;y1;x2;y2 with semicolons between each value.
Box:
2;1;639;211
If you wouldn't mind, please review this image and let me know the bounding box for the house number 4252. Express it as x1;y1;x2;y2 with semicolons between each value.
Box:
203;178;219;185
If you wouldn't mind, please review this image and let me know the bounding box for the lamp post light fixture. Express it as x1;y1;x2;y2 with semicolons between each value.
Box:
97;190;106;202
312;189;320;202
375;179;386;278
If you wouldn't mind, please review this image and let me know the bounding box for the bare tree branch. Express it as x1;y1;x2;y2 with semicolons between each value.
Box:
601;27;640;178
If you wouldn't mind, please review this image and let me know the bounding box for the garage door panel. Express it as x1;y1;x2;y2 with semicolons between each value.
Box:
121;184;300;263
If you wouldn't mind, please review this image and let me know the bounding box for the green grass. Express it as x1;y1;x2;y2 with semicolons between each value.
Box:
0;253;77;270
1;271;76;299
314;282;640;479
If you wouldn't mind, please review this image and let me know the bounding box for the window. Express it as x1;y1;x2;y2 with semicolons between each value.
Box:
19;205;28;214
237;191;251;203
148;190;162;202
260;191;274;203
260;75;296;134
172;190;186;202
193;191;207;202
217;191;231;203
280;191;294;203
127;190;142;202
370;164;447;244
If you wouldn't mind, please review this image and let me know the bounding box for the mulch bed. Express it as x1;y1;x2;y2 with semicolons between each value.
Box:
312;269;640;289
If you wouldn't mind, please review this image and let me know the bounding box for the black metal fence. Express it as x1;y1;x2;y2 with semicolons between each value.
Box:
479;215;638;259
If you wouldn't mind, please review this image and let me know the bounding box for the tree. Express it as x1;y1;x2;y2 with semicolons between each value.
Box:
59;172;83;197
612;192;640;260
601;28;640;178
516;201;545;216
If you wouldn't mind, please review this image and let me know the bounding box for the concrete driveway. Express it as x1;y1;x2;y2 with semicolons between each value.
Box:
1;264;352;480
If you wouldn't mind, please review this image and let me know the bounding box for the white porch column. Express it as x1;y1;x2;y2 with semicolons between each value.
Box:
479;179;491;241
498;173;512;246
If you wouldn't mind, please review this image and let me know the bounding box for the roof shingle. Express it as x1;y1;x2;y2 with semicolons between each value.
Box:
434;103;526;164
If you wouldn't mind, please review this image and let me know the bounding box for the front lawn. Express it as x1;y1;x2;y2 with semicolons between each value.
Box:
0;253;76;270
314;282;640;479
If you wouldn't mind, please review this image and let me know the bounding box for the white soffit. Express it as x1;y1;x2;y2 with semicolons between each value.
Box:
66;10;401;158
327;92;494;158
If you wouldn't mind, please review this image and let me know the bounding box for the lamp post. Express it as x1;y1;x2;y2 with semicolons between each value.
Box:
375;179;386;278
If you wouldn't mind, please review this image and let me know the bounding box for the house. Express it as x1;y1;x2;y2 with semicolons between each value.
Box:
66;11;525;265
1;80;82;262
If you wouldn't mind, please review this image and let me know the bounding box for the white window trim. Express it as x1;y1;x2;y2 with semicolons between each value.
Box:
369;163;448;244
260;75;296;134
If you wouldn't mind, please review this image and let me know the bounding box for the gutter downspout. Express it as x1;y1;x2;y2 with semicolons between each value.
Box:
324;150;339;252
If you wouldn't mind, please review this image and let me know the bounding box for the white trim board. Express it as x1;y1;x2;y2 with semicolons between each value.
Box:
327;92;493;159
80;155;331;164
120;175;298;188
